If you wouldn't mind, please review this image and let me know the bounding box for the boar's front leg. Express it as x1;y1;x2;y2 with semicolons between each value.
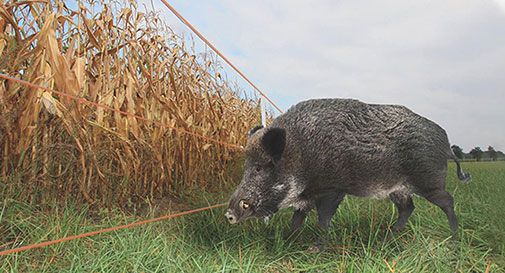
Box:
285;209;309;240
291;209;308;233
308;192;345;252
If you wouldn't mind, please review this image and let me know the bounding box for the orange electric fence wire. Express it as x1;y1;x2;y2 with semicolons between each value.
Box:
0;203;226;256
0;73;244;151
159;0;284;114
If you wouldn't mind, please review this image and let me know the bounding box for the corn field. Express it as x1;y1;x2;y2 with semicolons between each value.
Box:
0;0;263;207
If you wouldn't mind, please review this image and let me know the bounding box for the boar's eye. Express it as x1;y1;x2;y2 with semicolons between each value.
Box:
255;165;262;172
239;200;250;210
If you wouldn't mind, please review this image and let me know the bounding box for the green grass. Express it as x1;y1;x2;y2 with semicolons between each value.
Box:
1;162;504;272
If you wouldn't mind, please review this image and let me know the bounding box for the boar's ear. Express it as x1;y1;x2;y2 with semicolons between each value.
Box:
261;128;286;162
248;125;264;137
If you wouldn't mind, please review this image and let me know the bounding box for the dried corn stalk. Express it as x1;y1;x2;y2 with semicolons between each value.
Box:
0;0;264;207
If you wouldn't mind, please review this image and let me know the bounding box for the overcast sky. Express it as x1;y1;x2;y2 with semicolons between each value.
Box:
142;0;505;152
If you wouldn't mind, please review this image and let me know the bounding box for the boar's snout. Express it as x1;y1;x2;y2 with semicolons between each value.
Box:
225;210;238;224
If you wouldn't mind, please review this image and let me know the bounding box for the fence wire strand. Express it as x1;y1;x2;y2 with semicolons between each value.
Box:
159;0;284;114
0;203;226;256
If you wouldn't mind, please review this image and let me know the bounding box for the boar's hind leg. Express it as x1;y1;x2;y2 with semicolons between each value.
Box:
389;191;415;232
421;190;458;235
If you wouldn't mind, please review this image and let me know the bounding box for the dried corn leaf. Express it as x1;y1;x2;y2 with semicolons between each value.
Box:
40;91;63;117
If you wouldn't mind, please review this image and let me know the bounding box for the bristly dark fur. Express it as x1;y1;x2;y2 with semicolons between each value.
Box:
226;98;470;248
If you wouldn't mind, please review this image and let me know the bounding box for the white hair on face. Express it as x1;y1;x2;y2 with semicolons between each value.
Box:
273;183;286;191
278;175;306;210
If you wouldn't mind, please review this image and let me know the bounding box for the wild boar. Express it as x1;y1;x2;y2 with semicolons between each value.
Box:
225;99;470;250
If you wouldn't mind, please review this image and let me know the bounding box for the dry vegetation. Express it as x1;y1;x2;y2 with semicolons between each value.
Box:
0;0;263;207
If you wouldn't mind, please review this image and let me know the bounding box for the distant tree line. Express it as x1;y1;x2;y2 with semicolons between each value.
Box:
451;145;505;161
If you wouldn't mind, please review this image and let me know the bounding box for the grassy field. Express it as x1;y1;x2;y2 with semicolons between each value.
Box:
1;161;504;272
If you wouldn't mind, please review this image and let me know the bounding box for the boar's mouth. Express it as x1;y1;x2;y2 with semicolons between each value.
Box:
224;209;239;224
224;211;273;224
224;202;278;224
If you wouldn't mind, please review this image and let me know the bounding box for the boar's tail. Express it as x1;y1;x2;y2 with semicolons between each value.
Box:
451;153;472;183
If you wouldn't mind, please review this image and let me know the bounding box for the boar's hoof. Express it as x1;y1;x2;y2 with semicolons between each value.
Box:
306;245;324;253
391;224;403;233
